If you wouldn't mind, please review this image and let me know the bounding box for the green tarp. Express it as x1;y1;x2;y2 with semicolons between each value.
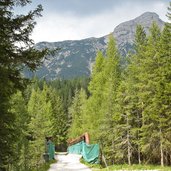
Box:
82;142;99;164
47;140;55;160
68;141;83;154
67;141;99;164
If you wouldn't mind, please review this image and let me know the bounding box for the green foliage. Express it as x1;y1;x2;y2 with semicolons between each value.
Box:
93;164;171;171
7;77;88;170
167;2;171;21
85;51;106;142
0;0;49;169
80;158;102;169
68;6;171;167
8;92;29;171
1;3;171;171
49;77;90;112
112;25;147;165
98;35;121;164
27;85;53;168
68;89;87;138
5;79;71;170
29;160;56;171
49;87;68;150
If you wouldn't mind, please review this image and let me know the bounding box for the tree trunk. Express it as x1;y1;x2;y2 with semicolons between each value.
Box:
127;116;131;165
160;128;164;167
127;133;131;165
112;139;115;165
137;125;141;164
138;145;141;164
160;142;164;167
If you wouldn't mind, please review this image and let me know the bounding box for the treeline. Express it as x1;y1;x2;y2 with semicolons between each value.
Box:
49;77;90;112
2;77;89;171
68;5;171;167
0;0;89;170
0;1;50;170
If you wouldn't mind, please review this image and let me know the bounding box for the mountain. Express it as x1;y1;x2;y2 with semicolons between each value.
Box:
25;12;165;80
111;12;164;55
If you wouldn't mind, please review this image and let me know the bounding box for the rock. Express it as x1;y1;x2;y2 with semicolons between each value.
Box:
25;12;165;80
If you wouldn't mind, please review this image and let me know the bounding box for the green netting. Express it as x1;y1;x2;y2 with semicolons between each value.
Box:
68;141;99;164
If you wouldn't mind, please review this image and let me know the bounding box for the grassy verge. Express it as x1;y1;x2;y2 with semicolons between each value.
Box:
79;157;171;171
80;157;102;169
92;164;171;171
31;160;56;171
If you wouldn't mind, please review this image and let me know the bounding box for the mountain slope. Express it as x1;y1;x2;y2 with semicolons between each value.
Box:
25;12;165;80
111;12;164;55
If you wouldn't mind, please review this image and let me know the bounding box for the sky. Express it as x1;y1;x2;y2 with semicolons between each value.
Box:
17;0;170;43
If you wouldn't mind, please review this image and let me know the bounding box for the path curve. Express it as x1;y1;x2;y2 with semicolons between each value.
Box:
48;154;92;171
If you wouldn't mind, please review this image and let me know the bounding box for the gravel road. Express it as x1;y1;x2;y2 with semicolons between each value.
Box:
48;154;92;171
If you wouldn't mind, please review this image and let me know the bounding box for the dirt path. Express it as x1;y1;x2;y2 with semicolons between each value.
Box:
48;154;92;171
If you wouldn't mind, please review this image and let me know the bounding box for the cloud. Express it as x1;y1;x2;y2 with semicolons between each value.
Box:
38;0;169;17
38;0;120;17
31;0;169;43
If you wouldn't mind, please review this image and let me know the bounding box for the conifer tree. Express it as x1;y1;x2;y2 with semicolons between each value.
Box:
85;51;106;142
152;5;171;165
9;92;29;171
99;35;121;164
49;87;67;150
0;1;48;169
159;23;171;164
27;85;53;168
138;23;163;165
114;80;135;165
167;2;171;21
123;25;146;165
68;89;87;138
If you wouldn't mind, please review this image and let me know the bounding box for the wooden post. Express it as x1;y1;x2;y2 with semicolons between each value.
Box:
84;132;90;144
102;155;109;170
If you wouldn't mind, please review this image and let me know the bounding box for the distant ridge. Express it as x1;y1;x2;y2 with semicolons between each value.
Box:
24;12;165;80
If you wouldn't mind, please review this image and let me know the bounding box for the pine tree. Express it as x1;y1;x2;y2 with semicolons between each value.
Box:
166;2;171;21
0;1;48;169
99;35;121;165
159;16;171;165
49;87;68;151
27;85;53;169
85;51;106;143
138;23;163;165
114;79;133;164
68;88;87;139
9;91;29;171
152;6;171;165
123;25;147;165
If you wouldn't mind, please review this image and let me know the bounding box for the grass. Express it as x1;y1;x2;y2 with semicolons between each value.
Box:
79;156;171;171
80;157;103;169
92;164;171;171
31;160;56;171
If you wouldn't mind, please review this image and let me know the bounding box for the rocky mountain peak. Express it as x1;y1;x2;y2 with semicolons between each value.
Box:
135;12;160;20
111;12;164;55
25;12;165;80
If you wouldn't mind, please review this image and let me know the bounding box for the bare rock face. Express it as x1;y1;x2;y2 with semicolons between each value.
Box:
112;12;164;55
25;12;165;80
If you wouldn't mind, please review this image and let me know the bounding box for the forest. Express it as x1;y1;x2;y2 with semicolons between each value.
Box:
0;1;171;171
